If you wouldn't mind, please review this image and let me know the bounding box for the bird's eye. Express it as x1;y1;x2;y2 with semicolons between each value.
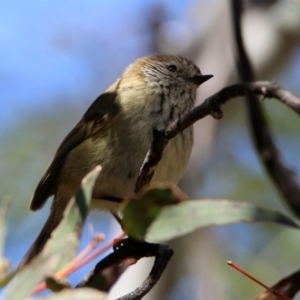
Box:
167;65;177;72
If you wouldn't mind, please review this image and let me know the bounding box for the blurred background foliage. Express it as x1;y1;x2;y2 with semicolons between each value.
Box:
1;0;300;299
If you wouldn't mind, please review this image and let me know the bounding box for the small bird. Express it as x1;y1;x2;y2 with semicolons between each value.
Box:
21;55;212;266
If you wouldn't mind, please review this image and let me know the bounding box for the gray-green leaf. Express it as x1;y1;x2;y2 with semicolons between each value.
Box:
146;200;299;242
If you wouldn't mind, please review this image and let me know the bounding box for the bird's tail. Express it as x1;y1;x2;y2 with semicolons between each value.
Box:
19;200;66;268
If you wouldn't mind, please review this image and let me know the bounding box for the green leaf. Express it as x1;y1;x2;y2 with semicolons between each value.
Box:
253;269;300;300
26;288;108;300
0;196;11;282
3;166;101;299
3;252;62;299
43;166;101;269
45;276;71;292
0;271;16;288
76;165;101;220
122;183;185;238
146;199;300;242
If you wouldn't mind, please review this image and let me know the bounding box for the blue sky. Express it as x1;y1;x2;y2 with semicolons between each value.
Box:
0;0;194;131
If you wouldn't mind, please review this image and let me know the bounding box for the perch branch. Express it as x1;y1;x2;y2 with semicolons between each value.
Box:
135;81;300;201
77;238;174;300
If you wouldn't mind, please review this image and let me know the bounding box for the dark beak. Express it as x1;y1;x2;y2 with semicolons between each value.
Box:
188;74;213;86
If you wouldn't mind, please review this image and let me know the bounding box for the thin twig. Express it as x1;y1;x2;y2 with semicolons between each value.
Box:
254;269;300;300
85;80;300;298
135;81;300;201
117;242;173;300
227;261;292;300
77;238;174;300
33;232;124;294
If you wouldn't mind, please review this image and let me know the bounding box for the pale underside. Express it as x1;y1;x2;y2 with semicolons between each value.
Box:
56;77;194;211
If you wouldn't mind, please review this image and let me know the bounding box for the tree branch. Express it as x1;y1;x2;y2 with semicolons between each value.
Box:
87;80;300;298
230;0;300;217
77;238;174;300
136;82;300;203
76;80;300;299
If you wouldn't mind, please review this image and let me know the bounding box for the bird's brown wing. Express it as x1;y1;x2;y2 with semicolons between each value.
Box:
30;90;121;211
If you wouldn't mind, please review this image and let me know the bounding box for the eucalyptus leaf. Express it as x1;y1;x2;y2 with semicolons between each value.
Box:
25;288;108;300
0;271;16;288
122;183;185;238
3;166;101;299
43;166;101;269
3;253;61;299
146;200;299;242
0;197;11;282
0;197;11;259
